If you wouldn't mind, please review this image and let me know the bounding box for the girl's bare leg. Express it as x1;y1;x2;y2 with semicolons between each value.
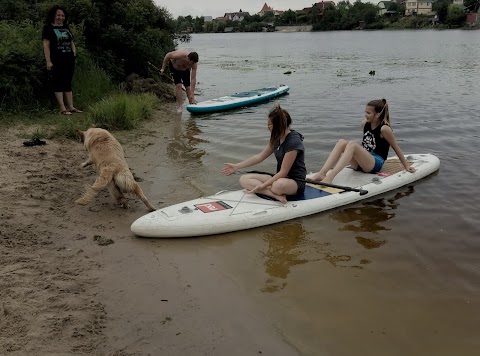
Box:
239;174;293;204
322;141;375;184
310;139;348;181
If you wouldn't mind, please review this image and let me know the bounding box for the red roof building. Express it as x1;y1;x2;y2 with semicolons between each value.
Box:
302;1;336;14
259;3;274;16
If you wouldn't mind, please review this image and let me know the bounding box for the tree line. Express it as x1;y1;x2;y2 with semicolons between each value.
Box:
174;0;477;33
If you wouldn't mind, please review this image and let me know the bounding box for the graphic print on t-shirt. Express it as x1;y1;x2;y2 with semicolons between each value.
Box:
53;28;72;53
362;131;376;152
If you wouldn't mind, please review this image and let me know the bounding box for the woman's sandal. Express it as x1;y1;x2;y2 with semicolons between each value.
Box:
69;108;83;113
61;110;72;115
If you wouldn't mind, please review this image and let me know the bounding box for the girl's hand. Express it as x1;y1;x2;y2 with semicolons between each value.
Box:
246;184;264;194
405;165;416;173
46;61;53;70
221;163;237;176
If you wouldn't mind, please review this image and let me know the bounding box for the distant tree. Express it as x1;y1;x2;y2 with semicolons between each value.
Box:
281;9;297;25
204;21;213;33
464;0;480;12
447;4;467;26
193;16;204;33
433;0;453;23
262;12;275;23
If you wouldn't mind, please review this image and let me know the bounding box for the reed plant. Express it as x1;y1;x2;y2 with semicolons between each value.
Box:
88;93;158;131
72;57;117;110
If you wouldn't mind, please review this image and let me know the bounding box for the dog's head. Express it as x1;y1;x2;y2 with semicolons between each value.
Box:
78;128;114;151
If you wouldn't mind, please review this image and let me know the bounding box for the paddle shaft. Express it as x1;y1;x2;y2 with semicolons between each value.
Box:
148;61;186;92
236;170;368;196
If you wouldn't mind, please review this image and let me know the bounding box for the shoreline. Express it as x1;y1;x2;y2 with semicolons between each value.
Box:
0;107;299;355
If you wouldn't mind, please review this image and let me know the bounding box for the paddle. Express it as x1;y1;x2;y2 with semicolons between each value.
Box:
236;170;369;196
147;61;186;92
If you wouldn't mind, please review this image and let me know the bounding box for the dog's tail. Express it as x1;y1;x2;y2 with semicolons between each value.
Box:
115;172;156;211
75;169;113;205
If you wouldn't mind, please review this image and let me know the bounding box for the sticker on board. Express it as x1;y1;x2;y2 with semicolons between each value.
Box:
195;201;232;213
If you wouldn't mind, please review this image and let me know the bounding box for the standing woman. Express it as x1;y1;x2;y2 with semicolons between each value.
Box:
42;5;82;115
221;105;306;204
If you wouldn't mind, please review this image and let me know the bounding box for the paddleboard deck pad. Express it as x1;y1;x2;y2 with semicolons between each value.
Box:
186;85;289;113
131;154;440;238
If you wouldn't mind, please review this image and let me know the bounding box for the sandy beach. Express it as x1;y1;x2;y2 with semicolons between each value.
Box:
0;108;299;355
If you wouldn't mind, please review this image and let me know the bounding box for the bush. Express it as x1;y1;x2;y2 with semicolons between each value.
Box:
73;56;117;109
0;20;45;110
0;18;117;112
88;92;158;130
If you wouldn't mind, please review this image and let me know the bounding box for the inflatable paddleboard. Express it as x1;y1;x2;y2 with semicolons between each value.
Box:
131;154;440;238
186;85;289;113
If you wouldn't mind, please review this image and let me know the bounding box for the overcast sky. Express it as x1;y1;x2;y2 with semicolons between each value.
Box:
153;0;381;19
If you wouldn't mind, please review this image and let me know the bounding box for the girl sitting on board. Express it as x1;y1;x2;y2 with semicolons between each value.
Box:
309;98;415;185
221;105;306;204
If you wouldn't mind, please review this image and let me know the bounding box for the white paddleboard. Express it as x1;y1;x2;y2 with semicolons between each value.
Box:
186;85;289;113
131;154;440;238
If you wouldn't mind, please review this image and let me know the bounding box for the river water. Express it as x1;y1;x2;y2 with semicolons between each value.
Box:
161;30;479;355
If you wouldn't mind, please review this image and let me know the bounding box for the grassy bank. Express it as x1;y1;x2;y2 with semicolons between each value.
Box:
0;91;170;140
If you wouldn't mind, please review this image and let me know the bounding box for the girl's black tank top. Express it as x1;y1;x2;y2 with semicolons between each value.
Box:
361;122;390;160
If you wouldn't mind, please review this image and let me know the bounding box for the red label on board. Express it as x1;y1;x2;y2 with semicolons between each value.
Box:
195;201;232;213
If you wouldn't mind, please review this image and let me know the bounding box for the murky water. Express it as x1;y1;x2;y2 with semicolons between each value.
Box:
163;31;480;355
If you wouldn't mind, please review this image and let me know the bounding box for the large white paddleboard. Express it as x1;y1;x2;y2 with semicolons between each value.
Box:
131;154;440;238
186;85;289;113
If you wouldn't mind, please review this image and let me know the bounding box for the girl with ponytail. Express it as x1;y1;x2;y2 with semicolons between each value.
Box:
221;105;306;204
310;99;415;184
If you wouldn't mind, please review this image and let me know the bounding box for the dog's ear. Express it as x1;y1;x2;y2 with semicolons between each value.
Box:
76;129;85;143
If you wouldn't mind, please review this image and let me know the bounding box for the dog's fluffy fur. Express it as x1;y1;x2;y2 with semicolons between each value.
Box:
75;128;156;211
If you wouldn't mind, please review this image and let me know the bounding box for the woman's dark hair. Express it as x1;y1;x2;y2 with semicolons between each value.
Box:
367;98;391;126
46;5;68;25
268;104;291;146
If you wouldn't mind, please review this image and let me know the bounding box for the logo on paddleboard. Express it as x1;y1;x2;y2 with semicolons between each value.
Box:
195;201;232;213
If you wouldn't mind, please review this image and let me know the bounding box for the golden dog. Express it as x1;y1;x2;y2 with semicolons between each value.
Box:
75;128;156;211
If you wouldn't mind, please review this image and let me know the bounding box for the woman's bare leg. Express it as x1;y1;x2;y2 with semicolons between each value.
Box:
65;91;81;112
54;92;68;113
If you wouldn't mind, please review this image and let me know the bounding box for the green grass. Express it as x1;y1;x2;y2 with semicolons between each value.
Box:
72;59;117;109
88;92;158;131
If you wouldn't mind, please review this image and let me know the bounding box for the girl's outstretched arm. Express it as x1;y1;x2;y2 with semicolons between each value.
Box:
381;126;416;173
221;144;274;175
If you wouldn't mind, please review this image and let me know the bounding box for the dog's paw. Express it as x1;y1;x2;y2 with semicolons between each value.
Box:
75;198;89;205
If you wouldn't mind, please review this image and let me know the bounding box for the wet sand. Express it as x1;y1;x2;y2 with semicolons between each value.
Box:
0;108;299;355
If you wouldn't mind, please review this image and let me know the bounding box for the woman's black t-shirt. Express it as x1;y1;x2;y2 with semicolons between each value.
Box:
42;24;74;62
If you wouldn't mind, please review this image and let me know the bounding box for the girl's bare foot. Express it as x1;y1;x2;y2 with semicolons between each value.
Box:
176;106;182;113
272;193;287;204
321;177;333;185
309;171;326;182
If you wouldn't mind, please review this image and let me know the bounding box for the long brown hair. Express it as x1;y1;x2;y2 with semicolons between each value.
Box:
367;99;391;126
268;105;291;146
